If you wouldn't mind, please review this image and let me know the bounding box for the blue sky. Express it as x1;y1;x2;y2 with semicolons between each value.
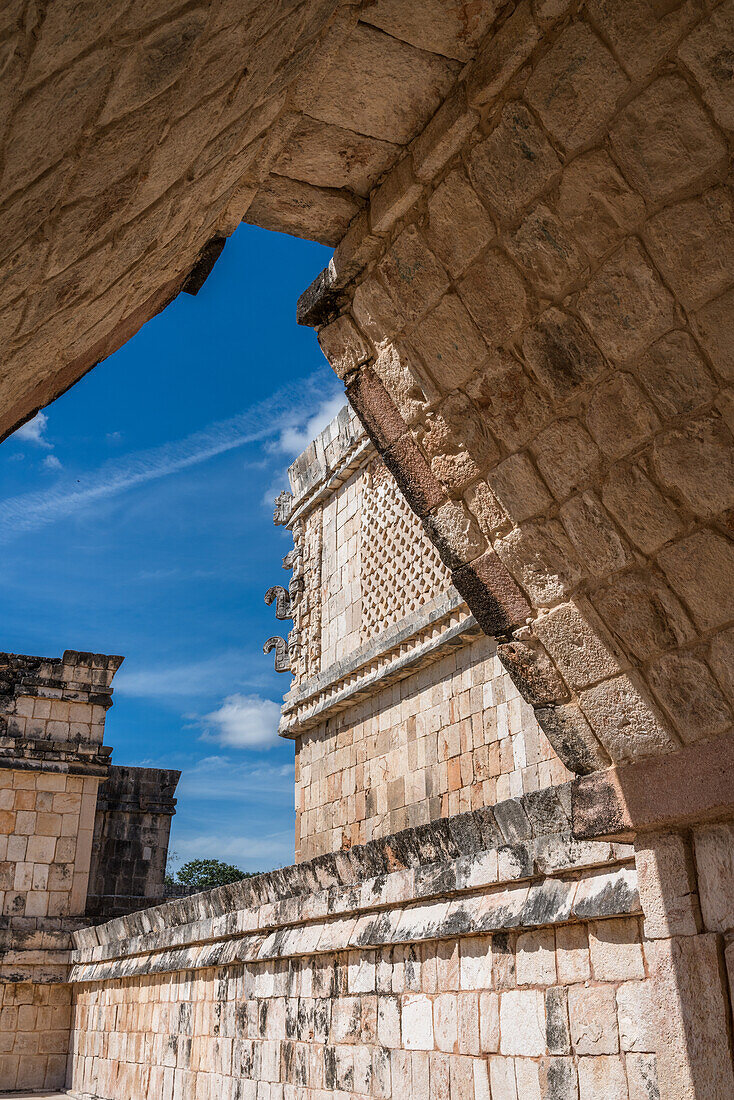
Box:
0;224;344;873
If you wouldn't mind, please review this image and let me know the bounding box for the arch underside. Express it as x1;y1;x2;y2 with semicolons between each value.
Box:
2;0;734;782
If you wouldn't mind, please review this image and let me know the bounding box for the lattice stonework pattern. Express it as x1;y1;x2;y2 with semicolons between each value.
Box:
360;458;451;643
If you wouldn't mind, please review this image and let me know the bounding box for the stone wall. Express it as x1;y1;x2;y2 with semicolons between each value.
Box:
67;786;659;1100
305;0;734;784
86;765;181;920
271;409;569;863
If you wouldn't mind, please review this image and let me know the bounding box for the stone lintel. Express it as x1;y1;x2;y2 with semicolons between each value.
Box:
571;732;734;840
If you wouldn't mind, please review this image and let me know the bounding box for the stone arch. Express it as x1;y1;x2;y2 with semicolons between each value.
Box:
2;0;734;777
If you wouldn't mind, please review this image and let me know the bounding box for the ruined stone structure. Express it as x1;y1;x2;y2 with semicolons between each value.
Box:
1;0;734;1096
0;652;179;1090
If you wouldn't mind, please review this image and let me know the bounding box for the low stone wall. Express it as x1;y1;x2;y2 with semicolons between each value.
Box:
66;785;656;1100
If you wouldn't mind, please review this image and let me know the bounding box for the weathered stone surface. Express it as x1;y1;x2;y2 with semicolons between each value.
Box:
468;102;561;226
466;1;540;106
525;22;628;152
345;365;406;449
467;354;553;452
534;602;621;690
382;434;446;518
658;530;734;632
634;831;701;940
276;117;400;198
610;74;727;203
556;149;645;260
694;285;734;382
693;822;734;933
601;462;682;557
422;499;486;569
647;650;732;743
507;206;587;298
559;492;631;578
497;639;569;707
534;703;610;776
532;419;603;502
678;2;734;130
451;551;531;637
306;22;459;145
648;933;734;1100
457;248;535;347
495;520;583;608
244;174;362;245
407;293;488;394
411;86;479;183
587;0;700;81
318;315;372;379
569;984;619;1054
578;240;677;366
359;0;502;62
487;454;553;525
636;329;717;420
371;341;438;427
425;170;495;279
579;675;678;764
653;413;734;518
645;188;734;311
378;227;449;326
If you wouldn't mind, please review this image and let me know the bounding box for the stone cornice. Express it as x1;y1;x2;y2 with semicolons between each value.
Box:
279;592;480;738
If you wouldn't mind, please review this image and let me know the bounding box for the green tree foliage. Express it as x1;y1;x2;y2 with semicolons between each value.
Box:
172;858;255;891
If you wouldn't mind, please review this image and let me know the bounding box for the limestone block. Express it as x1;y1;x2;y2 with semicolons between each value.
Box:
401;993;433;1049
577;1055;628;1100
694;283;734;382
422;500;486;569
426;171;495;279
559;492;631;578
244;174;362;246
406;293;488;395
678;2;734;130
466;1;540;106
465;480;508;538
533;602;621;690
694;822;734;933
318;316;372;379
593;571;695;664
371;342;438;427
531;419;602;502
610;75;727;204
494;519;583;608
487;454;552;525
589;917;645;981
468;103;560;227
647;651;732;743
382;433;446;517
577;240;677;365
572;865;640;920
653;413;734;519
709;627;734;707
306;23;459;145
556;924;591;984
489;1055;519;1100
412;86;479;183
507;205;587;298
496;639;569;707
525;22;629;153
522;309;605;405
499;988;546;1056
369;154;422;234
647;932;734;1100
625;1052;660;1100
466;353;552;452
378;227;449;326
275;117;400;197
569;983;619;1055
457;248;535;346
658;530;734;632
616;980;658;1053
634;831;701;940
539;1056;579;1100
516;927;556;985
646;188;734;312
578;674;678;763
556;149;645;261
451;550;531;637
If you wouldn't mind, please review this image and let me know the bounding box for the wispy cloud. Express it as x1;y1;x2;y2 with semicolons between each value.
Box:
43;454;62;471
0;372;341;544
13;411;52;448
274;392;346;456
199;693;281;748
174;755;294;801
173;828;294;871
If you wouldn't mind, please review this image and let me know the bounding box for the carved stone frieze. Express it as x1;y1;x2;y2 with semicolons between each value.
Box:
264;585;292;620
263;637;291;673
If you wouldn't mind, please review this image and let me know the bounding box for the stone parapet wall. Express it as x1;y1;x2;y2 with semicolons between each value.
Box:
67;784;650;1100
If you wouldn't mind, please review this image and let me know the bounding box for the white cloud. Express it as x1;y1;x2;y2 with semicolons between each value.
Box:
13;411;52;448
0;370;339;544
274;392;345;456
200;693;281;748
173;828;294;870
43;454;62;471
175;755;294;801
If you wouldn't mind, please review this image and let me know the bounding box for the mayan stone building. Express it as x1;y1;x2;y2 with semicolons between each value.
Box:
1;0;734;1097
